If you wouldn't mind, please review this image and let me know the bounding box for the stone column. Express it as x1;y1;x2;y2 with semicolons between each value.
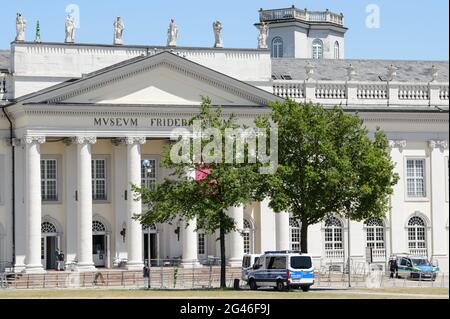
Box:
24;135;46;273
64;142;77;267
227;205;244;267
259;198;276;253
112;142;127;266
73;136;97;272
388;140;407;255
121;137;146;270
181;219;200;267
275;212;290;251
181;168;200;268
428;140;448;263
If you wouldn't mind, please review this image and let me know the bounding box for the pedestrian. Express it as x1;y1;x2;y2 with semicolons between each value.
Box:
58;250;65;271
55;248;60;271
389;257;398;278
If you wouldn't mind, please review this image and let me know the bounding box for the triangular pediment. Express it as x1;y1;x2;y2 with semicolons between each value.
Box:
19;51;280;107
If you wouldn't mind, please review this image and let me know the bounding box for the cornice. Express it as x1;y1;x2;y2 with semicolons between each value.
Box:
19;108;267;119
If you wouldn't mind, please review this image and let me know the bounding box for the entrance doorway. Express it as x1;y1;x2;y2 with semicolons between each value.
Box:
41;221;60;270
143;225;159;266
92;220;108;268
93;235;106;267
42;236;57;269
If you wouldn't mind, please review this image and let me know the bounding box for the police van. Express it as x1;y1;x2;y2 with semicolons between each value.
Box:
392;254;439;281
244;251;314;291
241;254;261;282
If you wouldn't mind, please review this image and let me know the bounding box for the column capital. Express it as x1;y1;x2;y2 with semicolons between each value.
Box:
388;140;407;152
428;140;448;152
22;135;46;145
115;136;146;146
65;136;97;145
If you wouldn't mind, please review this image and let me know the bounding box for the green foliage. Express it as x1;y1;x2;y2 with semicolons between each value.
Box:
132;96;269;287
133;97;265;234
258;99;398;251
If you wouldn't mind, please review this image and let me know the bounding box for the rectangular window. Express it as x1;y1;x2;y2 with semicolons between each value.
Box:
41;159;58;201
406;159;426;197
290;256;312;269
141;159;157;190
367;227;385;249
266;256;286;270
198;233;205;255
243;232;250;254
92;159;107;200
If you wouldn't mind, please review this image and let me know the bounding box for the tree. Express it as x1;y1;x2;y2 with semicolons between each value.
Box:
258;99;399;253
133;97;269;288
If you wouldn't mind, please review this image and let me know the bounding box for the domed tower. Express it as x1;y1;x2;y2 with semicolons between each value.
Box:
256;5;347;59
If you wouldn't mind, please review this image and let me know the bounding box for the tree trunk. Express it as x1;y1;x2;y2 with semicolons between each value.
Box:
219;212;226;288
300;219;309;254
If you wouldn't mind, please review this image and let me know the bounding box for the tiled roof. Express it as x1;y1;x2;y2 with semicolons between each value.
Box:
272;58;449;82
0;50;10;70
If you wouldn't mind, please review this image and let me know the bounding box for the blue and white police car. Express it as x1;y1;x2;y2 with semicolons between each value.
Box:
241;254;261;282
244;250;314;291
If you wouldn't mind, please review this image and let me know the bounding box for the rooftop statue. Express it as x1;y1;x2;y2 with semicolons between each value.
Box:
65;15;75;43
213;21;223;48
257;22;268;49
167;19;179;47
114;17;125;45
16;13;27;42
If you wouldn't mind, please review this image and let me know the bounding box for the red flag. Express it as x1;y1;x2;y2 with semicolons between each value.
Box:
196;166;212;181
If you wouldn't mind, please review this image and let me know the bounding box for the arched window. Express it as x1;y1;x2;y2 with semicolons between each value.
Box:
324;217;343;253
312;39;323;59
365;218;384;249
92;220;106;233
408;216;427;255
272;37;283;58
243;219;253;254
289;218;301;251
334;41;340;59
41;221;57;234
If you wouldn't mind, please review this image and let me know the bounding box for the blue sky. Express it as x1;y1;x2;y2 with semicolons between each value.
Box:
1;0;448;60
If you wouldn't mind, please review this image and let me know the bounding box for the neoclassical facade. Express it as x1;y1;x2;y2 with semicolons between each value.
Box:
0;6;449;273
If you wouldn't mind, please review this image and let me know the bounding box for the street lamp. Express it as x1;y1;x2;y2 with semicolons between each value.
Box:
142;159;152;175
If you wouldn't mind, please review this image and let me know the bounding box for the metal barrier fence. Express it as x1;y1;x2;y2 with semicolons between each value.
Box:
1;258;448;290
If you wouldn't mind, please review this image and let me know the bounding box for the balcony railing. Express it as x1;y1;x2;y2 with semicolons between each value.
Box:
0;73;8;100
272;80;450;106
372;248;386;262
260;7;344;26
409;248;428;257
325;249;345;260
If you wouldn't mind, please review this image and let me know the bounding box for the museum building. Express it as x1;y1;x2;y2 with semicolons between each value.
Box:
0;6;448;273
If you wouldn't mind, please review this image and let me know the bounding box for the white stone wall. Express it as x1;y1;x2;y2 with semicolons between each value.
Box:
266;22;345;59
11;43;272;99
0;126;448;271
0;41;447;274
266;25;297;58
308;29;344;59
